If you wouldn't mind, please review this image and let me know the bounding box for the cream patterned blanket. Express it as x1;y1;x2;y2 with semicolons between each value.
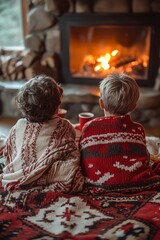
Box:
0;117;84;192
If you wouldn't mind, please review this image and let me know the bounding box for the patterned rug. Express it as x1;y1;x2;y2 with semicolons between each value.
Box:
1;186;160;239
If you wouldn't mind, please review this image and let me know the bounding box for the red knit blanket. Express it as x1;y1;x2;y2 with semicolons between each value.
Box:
79;115;160;192
0;185;160;239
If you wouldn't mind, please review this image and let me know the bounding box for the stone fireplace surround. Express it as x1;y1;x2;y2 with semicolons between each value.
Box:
0;0;160;128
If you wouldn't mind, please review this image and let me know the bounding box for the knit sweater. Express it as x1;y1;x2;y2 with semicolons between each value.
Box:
1;116;84;193
79;114;160;192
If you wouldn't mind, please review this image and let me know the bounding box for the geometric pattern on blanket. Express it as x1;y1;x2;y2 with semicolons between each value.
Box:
1;187;160;239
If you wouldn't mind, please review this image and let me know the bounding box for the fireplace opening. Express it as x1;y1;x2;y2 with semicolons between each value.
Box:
60;13;160;87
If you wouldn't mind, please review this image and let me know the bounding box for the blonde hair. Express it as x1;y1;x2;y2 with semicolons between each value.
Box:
99;72;140;115
15;75;63;122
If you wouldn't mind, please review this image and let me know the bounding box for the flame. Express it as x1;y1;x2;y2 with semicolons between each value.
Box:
111;49;119;56
94;50;119;72
80;48;148;78
83;55;95;64
143;55;149;67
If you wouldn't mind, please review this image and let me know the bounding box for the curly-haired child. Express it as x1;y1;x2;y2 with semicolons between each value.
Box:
1;75;84;192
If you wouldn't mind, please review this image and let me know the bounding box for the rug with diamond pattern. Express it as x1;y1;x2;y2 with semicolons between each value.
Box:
0;186;160;239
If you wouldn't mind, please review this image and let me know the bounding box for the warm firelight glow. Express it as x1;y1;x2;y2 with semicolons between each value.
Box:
111;49;119;56
79;48;148;79
83;55;95;64
143;55;149;67
94;50;118;72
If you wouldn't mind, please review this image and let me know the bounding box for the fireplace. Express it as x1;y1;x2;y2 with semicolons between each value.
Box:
60;13;160;87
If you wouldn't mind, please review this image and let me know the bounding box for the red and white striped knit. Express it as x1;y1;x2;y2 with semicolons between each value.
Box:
79;114;160;192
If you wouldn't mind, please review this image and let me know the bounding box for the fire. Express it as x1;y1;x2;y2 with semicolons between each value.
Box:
94;50;119;72
80;49;148;78
111;50;119;56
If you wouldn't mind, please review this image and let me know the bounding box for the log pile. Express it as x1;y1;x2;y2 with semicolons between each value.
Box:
0;0;71;81
0;49;58;81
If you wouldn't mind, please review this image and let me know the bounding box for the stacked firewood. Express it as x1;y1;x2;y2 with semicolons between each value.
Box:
0;48;58;81
0;0;72;81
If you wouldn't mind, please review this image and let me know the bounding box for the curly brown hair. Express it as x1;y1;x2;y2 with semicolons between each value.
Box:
15;75;63;122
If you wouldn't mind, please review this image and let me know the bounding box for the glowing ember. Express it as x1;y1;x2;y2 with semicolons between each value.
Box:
80;49;148;78
94;50;119;72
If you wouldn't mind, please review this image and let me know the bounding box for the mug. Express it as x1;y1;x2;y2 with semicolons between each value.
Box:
79;112;94;130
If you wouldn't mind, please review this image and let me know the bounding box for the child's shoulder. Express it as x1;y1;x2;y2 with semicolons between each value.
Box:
83;117;105;130
57;116;73;126
52;116;75;131
11;118;27;128
132;119;145;131
86;116;113;125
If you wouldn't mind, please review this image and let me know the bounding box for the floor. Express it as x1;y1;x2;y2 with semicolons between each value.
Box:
0;116;160;138
0;116;18;136
144;126;160;138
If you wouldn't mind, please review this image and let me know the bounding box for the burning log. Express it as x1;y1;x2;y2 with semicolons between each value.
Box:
132;63;146;76
114;56;136;68
78;49;148;79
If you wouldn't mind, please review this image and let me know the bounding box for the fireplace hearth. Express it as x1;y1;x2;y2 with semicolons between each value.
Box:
60;13;160;87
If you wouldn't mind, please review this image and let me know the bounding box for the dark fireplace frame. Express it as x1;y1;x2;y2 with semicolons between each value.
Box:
60;13;160;87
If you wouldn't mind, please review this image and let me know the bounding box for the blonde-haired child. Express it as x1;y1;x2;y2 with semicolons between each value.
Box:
80;72;160;192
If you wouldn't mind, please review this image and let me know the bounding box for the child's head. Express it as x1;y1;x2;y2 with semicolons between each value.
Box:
15;75;63;122
99;72;140;115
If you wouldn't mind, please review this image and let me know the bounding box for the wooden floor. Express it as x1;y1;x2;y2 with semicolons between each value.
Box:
0;116;160;138
0;116;18;136
144;126;160;137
